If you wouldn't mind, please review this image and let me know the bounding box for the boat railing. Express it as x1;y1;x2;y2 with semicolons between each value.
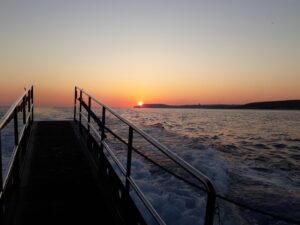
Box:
74;86;216;225
0;86;34;217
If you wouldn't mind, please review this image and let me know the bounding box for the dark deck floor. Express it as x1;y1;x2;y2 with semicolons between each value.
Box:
11;121;118;225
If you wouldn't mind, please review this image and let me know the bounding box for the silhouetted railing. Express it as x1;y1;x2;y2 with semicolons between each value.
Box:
0;86;34;219
74;86;216;225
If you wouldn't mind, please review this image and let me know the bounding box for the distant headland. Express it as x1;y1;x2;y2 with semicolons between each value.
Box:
134;100;300;110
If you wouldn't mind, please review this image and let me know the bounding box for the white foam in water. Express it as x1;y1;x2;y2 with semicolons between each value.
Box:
126;144;246;225
131;162;207;225
1;107;299;225
119;108;300;225
102;117;233;224
180;146;230;194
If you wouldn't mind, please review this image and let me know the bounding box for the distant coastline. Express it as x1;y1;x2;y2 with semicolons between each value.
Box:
134;100;300;110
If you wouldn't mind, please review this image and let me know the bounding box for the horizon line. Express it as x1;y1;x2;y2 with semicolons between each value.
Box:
1;99;300;109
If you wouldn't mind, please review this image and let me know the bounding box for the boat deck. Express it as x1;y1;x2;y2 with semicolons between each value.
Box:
9;121;118;225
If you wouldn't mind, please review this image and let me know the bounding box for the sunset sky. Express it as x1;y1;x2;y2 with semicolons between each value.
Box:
0;0;299;107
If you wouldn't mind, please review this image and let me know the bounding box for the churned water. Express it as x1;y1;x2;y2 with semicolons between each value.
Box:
0;107;299;225
119;108;300;225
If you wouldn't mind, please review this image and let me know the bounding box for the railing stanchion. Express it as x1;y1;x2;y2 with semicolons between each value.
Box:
13;108;20;186
74;87;77;122
88;96;91;133
28;91;31;123
126;126;133;193
204;187;216;225
79;89;83;131
14;109;19;146
22;97;26;125
31;86;34;121
100;107;106;153
28;91;31;112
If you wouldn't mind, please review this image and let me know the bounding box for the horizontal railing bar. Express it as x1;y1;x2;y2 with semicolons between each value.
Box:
132;148;204;191
89;121;203;192
84;101;99;121
105;126;128;146
103;127;205;191
102;141;127;176
80;112;88;123
90;109;102;127
0;112;14;130
80;98;89;111
18;125;27;146
80;112;102;141
82;110;205;191
2;145;18;191
88;122;127;177
143;136;214;191
76;87;214;192
0;86;33;130
79;114;103;146
99;123;204;190
18;105;33;144
80;115;127;177
89;122;102;140
80;98;129;146
81;100;103;128
128;177;166;225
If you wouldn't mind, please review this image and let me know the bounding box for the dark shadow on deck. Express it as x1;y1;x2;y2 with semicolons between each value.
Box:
11;121;119;225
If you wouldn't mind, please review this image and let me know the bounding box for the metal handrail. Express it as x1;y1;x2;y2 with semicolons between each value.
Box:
0;86;33;130
76;86;215;190
0;86;34;194
74;86;216;225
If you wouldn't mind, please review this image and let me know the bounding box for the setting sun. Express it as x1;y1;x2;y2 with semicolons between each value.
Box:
137;101;143;107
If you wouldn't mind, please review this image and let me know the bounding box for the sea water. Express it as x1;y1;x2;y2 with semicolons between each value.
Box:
0;107;299;225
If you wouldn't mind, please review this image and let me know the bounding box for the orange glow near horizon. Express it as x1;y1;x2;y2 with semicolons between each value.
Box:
137;101;143;107
0;1;300;108
1;81;300;108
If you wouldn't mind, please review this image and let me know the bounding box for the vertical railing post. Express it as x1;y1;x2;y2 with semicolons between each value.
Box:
14;109;19;146
125;126;133;193
100;107;106;153
13;108;20;186
87;96;92;147
28;91;31;113
31;86;34;121
204;185;216;225
79;89;83;131
74;87;77;122
21;97;26;156
22;97;26;124
88;96;91;133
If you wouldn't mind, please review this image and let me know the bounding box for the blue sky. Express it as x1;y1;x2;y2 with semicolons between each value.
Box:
0;0;299;106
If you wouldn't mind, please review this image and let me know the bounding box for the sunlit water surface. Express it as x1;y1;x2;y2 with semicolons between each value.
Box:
0;107;299;225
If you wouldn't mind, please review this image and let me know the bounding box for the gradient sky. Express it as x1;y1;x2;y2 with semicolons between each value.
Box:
0;0;299;107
